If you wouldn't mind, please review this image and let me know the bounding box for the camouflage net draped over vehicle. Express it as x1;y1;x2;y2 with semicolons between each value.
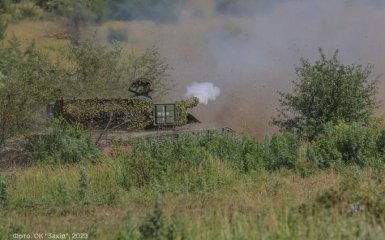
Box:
175;97;199;125
55;97;199;129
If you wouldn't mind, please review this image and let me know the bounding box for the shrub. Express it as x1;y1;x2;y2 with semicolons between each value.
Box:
265;131;300;170
199;132;243;164
132;133;206;168
197;133;246;171
131;132;268;174
119;151;159;189
0;39;62;147
92;170;121;205
307;123;379;168
237;135;268;172
138;200;165;239
28;118;101;164
274;49;378;140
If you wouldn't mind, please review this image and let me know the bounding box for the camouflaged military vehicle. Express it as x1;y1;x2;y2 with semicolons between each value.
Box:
47;78;233;143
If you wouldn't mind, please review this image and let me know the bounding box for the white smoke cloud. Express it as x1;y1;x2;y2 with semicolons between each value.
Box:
185;82;220;104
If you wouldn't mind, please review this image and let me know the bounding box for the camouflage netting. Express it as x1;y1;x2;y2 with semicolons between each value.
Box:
175;97;199;125
56;98;154;129
54;96;199;129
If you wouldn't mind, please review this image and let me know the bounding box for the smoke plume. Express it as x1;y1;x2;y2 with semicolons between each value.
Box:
185;82;220;104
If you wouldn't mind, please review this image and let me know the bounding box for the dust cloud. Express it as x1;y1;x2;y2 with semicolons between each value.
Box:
102;0;385;138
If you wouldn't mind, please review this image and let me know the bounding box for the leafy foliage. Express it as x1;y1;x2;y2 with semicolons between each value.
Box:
28;118;100;164
0;37;63;146
265;131;300;170
127;46;173;99
138;200;165;239
274;49;378;140
307;123;380;168
64;40;125;98
0;33;173;145
64;40;172;100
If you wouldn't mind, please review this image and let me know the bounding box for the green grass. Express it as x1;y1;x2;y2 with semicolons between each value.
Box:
3;119;385;239
2;137;385;239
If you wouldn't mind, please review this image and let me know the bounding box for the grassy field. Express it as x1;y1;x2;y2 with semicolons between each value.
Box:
2;131;385;239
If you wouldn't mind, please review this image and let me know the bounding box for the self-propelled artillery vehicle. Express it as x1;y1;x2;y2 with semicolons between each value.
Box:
47;78;233;144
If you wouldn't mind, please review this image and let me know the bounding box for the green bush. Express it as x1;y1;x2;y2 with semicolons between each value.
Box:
265;131;300;170
198;132;267;172
132;133;206;167
138;200;165;239
274;49;378;140
0;38;63;147
28;118;101;164
129;132;297;174
307;123;379;168
238;135;268;172
199;132;242;163
118;133;240;192
118;141;161;189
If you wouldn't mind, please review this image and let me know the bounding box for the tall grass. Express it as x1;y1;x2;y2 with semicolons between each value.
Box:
3;123;385;238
